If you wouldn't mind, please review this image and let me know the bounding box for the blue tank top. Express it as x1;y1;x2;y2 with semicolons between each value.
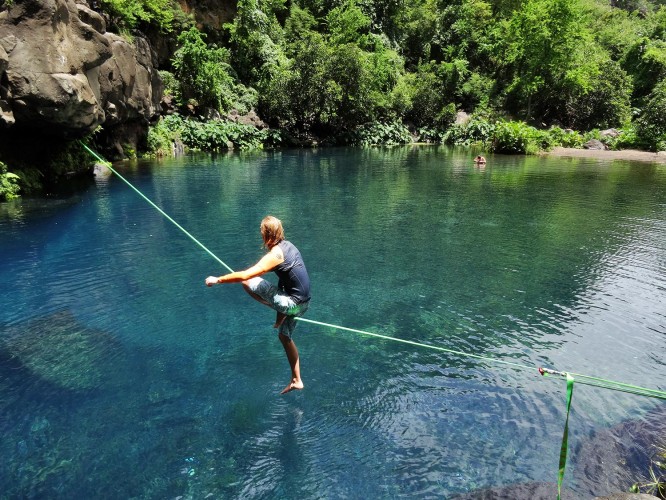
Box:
274;240;311;304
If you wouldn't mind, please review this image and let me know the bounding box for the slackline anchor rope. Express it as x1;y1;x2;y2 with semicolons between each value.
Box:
81;142;666;500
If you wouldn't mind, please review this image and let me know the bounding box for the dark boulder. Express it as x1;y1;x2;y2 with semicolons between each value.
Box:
0;0;162;141
0;0;111;135
584;139;607;150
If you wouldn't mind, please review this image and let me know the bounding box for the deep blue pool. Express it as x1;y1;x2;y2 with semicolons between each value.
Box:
1;146;665;498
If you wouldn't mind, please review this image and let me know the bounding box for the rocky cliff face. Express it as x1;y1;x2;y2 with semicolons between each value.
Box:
0;0;163;161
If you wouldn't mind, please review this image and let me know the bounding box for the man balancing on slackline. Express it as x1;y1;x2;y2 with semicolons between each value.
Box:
205;215;311;394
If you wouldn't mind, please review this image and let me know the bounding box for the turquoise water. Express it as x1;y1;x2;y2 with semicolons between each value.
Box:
1;147;665;498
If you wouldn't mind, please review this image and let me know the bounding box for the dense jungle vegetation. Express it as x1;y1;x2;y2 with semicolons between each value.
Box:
1;0;666;200
131;0;666;156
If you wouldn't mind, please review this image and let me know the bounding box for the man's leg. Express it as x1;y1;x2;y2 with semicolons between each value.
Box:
242;280;270;306
243;280;287;327
278;332;304;394
274;312;287;329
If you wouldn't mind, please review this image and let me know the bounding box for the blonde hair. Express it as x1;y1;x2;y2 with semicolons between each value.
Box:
260;215;285;249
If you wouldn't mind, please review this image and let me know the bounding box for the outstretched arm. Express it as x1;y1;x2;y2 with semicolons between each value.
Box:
206;248;283;286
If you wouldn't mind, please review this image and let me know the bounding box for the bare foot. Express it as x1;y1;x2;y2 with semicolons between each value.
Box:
280;378;304;395
273;312;287;329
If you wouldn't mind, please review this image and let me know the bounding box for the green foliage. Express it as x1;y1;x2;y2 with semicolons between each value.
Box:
326;0;371;45
324;43;374;129
284;3;318;48
588;5;644;60
151;114;271;152
260;31;329;131
406;63;460;128
417;127;448;143
545;127;585;148
364;38;405;119
498;0;607;125
623;38;666;102
146;117;178;157
636;79;666;151
122;143;137;160
180;120;268;151
441;118;585;154
444;117;496;146
387;73;416;120
438;0;493;67
608;125;642;150
561;59;633;130
630;445;666;498
0;161;20;201
404;66;440;128
491;121;546;155
226;0;288;85
260;26;399;135
346;121;413;145
172;28;257;113
98;0;177;32
121;0;666;153
391;0;438;69
159;70;181;105
437;103;458;129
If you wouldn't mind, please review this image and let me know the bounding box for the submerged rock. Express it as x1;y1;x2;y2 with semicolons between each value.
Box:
573;405;666;497
450;481;575;499
451;405;666;499
1;309;124;391
595;494;659;499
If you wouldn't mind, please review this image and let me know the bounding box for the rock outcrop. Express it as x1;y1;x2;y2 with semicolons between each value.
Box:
0;0;162;144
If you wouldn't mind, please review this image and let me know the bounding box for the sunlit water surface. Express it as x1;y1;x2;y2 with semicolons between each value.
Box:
1;147;665;498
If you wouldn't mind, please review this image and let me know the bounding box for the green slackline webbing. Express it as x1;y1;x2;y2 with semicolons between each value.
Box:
295;317;536;371
81;143;234;274
540;368;666;400
558;374;574;500
81;142;666;497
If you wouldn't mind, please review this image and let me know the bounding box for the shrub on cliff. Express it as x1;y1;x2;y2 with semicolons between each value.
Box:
172;28;258;114
0;162;20;201
146;117;179;157
99;0;178;33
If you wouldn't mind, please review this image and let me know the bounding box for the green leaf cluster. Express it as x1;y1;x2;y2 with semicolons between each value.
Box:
172;28;235;111
636;79;666;151
345;121;413;146
0;161;20;201
98;0;179;33
146;114;274;154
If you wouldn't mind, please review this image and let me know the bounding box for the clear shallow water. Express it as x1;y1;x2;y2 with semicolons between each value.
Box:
1;147;665;498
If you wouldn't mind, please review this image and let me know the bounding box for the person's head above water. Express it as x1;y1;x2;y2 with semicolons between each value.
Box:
261;215;285;248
